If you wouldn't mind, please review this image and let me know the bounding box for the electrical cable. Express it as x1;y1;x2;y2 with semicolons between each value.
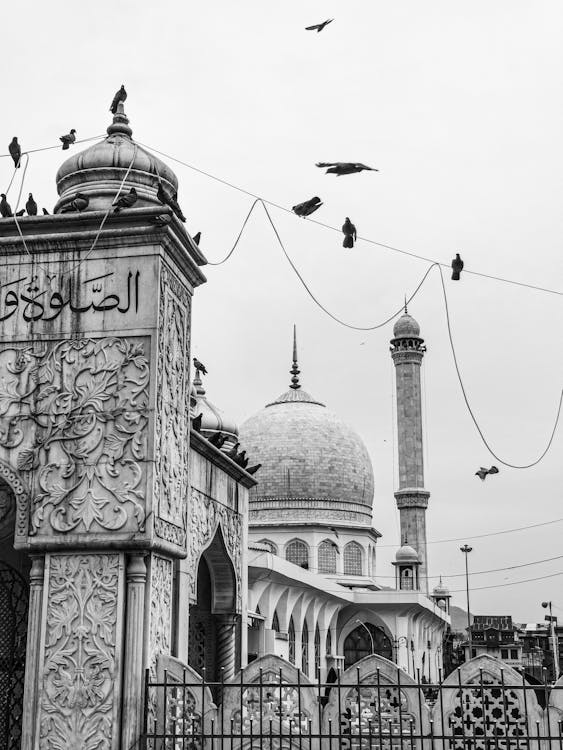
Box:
0;134;105;161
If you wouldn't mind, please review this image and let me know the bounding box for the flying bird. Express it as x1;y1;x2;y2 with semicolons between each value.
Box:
192;231;201;245
113;187;138;212
193;357;207;375
110;85;127;114
316;162;378;176
15;209;25;217
226;442;240;459
0;195;13;218
342;217;357;249
9;138;21;168
192;413;203;432
451;253;464;281
42;208;50;215
157;182;186;222
26;193;37;216
292;196;322;217
60;129;77;150
305;18;333;32
60;193;89;213
475;465;499;481
246;463;262;475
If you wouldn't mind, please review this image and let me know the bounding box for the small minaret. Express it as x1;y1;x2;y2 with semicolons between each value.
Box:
290;324;301;390
390;308;430;593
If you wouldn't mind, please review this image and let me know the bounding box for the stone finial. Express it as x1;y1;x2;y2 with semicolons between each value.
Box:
289;324;301;390
107;101;133;138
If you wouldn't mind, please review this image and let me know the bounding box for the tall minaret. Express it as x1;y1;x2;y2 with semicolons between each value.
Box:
390;308;430;593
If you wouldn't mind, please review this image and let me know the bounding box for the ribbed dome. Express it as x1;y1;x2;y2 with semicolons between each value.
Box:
395;543;420;563
393;313;420;338
54;103;178;213
192;372;238;450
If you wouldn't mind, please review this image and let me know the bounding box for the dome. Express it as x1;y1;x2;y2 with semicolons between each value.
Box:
392;313;420;338
192;371;238;449
395;543;420;563
432;578;450;597
54;103;178;213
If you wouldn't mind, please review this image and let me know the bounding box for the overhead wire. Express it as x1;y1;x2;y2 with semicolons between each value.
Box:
0;134;105;161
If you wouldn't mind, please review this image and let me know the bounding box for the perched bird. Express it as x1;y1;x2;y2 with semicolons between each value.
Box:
226;442;240;459
15;209;25;217
110;85;127;114
60;193;89;213
148;214;171;227
192;231;201;245
305;18;333;32
246;463;262;475
157;182;186;222
0;195;13;218
451;253;464;281
113;187;138;212
193;357;207;375
42;208;50;215
60;129;77;150
8;138;21;168
234;450;248;469
316;162;378;176
192;413;203;432
475;465;499;481
342;217;357;248
209;433;228;449
26;193;37;216
292;196;322;217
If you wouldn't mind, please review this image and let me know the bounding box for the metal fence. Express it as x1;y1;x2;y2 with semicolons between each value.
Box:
142;654;563;750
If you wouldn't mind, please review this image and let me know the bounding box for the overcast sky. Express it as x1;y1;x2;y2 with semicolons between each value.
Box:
1;0;562;623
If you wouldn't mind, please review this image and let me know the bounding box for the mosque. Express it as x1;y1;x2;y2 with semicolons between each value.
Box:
0;103;449;749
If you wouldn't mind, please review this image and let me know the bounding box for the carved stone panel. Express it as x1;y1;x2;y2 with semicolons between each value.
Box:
37;553;124;750
147;554;174;732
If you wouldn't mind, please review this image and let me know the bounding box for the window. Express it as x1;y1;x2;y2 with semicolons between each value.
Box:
286;539;309;569
344;542;363;575
400;569;413;590
510;649;518;659
272;611;280;633
471;648;477;658
288;617;296;664
343;623;392;669
302;621;309;676
326;628;332;656
318;540;337;574
259;539;278;555
501;649;509;660
314;625;321;678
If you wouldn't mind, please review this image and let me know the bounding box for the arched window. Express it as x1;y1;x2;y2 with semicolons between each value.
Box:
401;568;414;590
288;617;296;664
326;628;332;656
343;623;392;669
286;539;309;569
301;621;309;676
314;625;321;678
318;540;337;574
272;610;280;633
343;542;363;575
259;539;278;555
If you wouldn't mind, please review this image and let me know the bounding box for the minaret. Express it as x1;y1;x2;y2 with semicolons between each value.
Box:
390;308;430;592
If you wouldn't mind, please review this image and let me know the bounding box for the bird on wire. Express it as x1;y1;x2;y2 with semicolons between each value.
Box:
246;463;262;475
9;137;21;168
60;193;89;213
342;217;357;248
26;193;37;216
157;182;186;222
305;19;333;32
475;466;499;481
192;413;203;432
60;129;77;150
193;357;208;375
113;187;138;212
0;195;13;218
292;196;323;217
110;85;127;114
15;209;25;217
226;442;240;460
316;161;378;176
192;231;201;245
451;253;464;281
42;208;50;215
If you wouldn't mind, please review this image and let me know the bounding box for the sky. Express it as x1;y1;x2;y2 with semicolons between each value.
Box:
1;0;562;623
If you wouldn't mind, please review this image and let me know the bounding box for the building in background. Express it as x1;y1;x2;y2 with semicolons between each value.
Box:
462;615;523;668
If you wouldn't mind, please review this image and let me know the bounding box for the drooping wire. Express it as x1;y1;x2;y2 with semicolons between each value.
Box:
0;134;105;161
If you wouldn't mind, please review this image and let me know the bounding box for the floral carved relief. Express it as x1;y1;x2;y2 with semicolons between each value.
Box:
38;554;122;750
147;555;174;732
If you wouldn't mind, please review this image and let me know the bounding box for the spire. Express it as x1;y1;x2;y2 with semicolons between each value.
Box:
404;295;408;314
289;324;301;390
107;100;133;138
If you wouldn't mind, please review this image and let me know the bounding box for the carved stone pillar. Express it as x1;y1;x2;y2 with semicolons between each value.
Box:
21;555;44;750
121;553;147;750
216;615;238;683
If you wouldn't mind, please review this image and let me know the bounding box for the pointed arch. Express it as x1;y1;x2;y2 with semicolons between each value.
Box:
314;624;321;678
288;617;296;664
343;541;363;575
318;539;337;574
301;620;310;677
285;539;309;569
272;610;280;633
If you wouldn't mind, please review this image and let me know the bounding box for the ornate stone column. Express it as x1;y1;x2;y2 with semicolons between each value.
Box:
216;615;239;682
21;555;44;750
121;553;147;750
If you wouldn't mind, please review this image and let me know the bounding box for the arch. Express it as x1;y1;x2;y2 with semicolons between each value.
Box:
343;541;363;575
198;526;236;613
318;539;337;574
326;627;332;656
285;539;309;569
288;617;296;664
343;622;392;669
258;538;278;555
272;610;280;633
314;624;321;678
301;620;310;677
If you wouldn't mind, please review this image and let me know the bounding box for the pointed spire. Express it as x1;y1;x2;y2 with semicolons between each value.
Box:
404;295;408;315
289;324;301;390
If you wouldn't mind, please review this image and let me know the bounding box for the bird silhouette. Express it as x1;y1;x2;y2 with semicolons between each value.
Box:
209;432;227;448
110;85;127;114
234;450;248;468
113;187;138;212
15;209;25;217
316;162;378;176
0;195;13;218
451;253;464;281
8;138;21;168
42;208;49;215
193;357;207;375
305;18;333;32
292;196;322;217
26;193;37;216
60;129;76;150
192;231;201;245
475;465;499;481
342;217;357;248
157;182;186;222
61;193;89;213
246;463;262;475
226;442;240;459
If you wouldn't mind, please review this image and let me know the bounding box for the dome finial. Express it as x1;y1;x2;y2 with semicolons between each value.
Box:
107;100;133;138
404;295;408;314
289;324;301;390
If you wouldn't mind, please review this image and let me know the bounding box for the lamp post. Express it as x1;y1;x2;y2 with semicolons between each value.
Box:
355;619;375;655
460;545;473;659
542;601;560;681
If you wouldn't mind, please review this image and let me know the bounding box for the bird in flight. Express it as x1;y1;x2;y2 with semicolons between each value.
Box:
60;129;77;150
305;19;333;32
451;253;464;280
342;217;357;248
292;196;323;217
475;466;499;481
316;162;378;176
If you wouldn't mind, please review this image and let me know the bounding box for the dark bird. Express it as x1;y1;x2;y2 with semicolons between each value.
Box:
193;357;207;375
113;187;138;212
192;413;203;432
329;527;340;538
60;193;89;213
148;214;172;227
192;231;201;245
157;182;186;222
60;129;77;150
292;196;322;217
246;463;262;475
15;209;25;217
42;208;49;215
110;85;127;114
451;253;464;281
234;450;248;469
342;217;357;249
475;465;500;481
0;195;13;218
305;18;333;32
9;138;21;168
209;432;227;448
26;193;37;216
316;162;378;176
226;442;240;459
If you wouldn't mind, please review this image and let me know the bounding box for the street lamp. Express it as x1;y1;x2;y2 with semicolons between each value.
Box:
355;619;375;654
542;601;560;680
460;545;473;658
